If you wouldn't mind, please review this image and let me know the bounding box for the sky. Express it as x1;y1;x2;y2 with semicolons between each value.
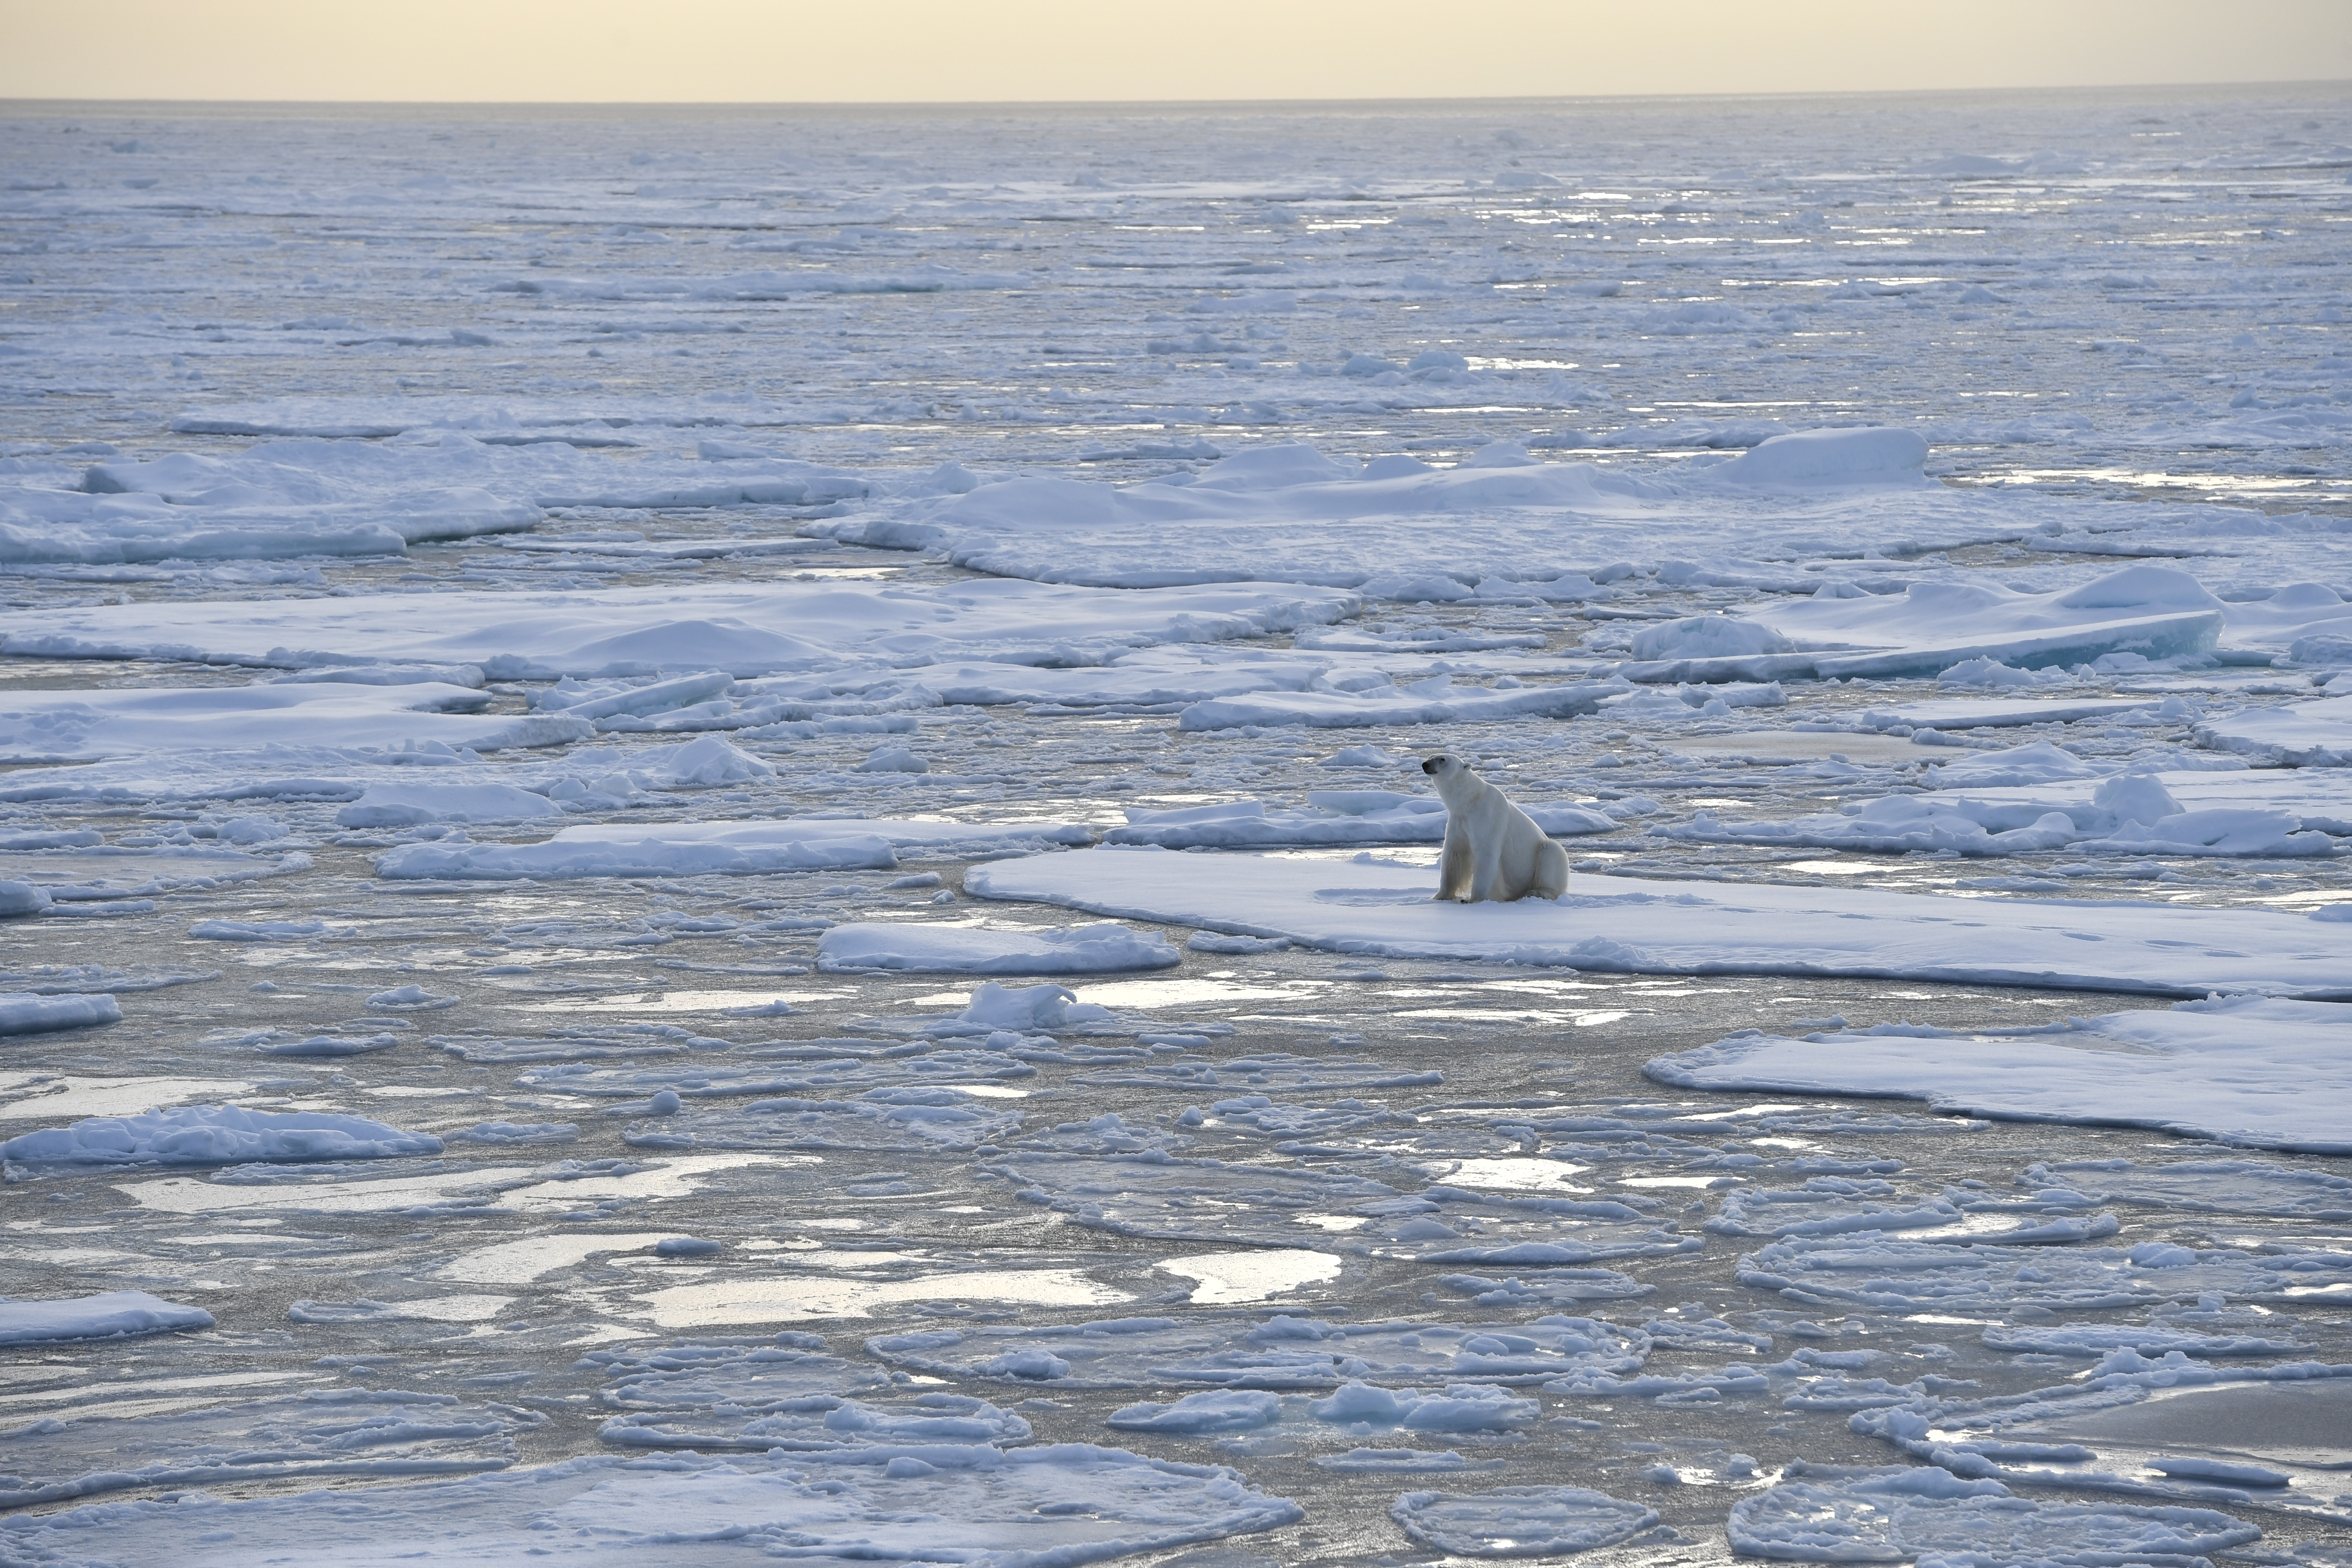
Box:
3;0;2348;103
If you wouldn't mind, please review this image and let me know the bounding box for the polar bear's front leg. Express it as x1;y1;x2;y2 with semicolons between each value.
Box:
1468;834;1505;902
1437;820;1473;901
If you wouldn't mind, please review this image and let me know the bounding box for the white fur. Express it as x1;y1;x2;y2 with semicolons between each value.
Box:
1422;754;1569;903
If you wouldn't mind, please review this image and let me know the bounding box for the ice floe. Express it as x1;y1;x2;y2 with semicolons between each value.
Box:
0;578;1358;678
0;1104;443;1167
0;992;120;1036
0;1290;214;1347
0;1388;533;1508
0;1443;1301;1564
817;921;1179;975
2198;693;2352;766
868;1314;1649;1391
1738;1236;2352;1312
1648;996;2352;1154
1727;1465;2257;1564
1392;1484;1661;1555
376;816;1095;880
1105;791;1614;848
967;848;2352;998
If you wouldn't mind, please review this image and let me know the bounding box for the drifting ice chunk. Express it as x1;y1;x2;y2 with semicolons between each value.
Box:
376;816;1093;880
870;1314;1649;1392
0;1103;442;1166
335;781;562;828
0;992;121;1036
1647;996;2352;1155
1392;1484;1661;1555
1728;1465;2255;1563
818;921;1180;975
1737;1236;2352;1312
0;1388;527;1509
0;1290;214;1347
0;1443;1302;1563
2197;694;2352;766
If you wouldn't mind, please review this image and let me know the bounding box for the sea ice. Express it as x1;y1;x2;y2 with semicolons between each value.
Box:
1728;1465;2257;1563
0;1103;443;1166
0;1443;1303;1564
967;848;2352;998
377;816;1094;880
0;1290;213;1346
0;993;121;1036
1648;996;2352;1154
817;921;1181;975
1391;1484;1661;1555
869;1314;1649;1392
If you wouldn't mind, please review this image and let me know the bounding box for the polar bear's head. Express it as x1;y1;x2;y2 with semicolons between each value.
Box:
1422;754;1469;781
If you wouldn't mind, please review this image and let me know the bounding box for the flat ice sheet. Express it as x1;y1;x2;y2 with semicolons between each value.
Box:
2197;694;2352;766
0;1290;214;1346
1647;996;2352;1154
0;1443;1302;1565
965;848;2352;999
0;681;587;761
1728;1466;2256;1564
0;578;1357;679
376;817;1096;880
817;921;1180;975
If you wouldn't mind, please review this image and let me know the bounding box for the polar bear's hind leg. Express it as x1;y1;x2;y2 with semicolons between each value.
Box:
1529;836;1569;901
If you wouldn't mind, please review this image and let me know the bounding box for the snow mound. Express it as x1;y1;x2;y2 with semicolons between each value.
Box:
1706;427;1929;488
0;1290;215;1346
818;921;1181;975
0;992;121;1036
0;1104;443;1166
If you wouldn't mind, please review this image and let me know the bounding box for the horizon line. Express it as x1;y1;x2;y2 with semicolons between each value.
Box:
4;77;2347;113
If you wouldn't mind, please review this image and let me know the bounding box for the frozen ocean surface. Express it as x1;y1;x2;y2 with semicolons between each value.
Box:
2;85;2349;1563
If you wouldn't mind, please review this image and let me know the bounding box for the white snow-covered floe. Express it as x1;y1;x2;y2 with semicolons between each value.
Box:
0;578;1358;678
1622;566;2232;683
966;848;2352;998
1658;768;2345;858
2198;693;2352;766
0;992;120;1036
0;440;541;565
602;1391;1033;1454
1727;1465;2257;1564
1106;792;1613;849
1391;1484;1661;1555
375;816;1094;881
0;1443;1302;1563
1647;996;2352;1154
820;431;1965;599
0;879;52;917
817;921;1179;975
0;1104;443;1166
0;681;587;762
0;1290;213;1346
335;779;565;828
867;1315;1649;1392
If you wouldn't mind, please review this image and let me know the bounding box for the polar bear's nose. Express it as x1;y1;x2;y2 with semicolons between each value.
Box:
1421;758;1440;774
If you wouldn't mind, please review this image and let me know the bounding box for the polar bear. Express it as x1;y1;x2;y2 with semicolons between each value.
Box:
1423;753;1569;903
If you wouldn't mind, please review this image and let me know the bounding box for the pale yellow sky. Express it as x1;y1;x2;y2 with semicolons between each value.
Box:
3;0;2347;103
